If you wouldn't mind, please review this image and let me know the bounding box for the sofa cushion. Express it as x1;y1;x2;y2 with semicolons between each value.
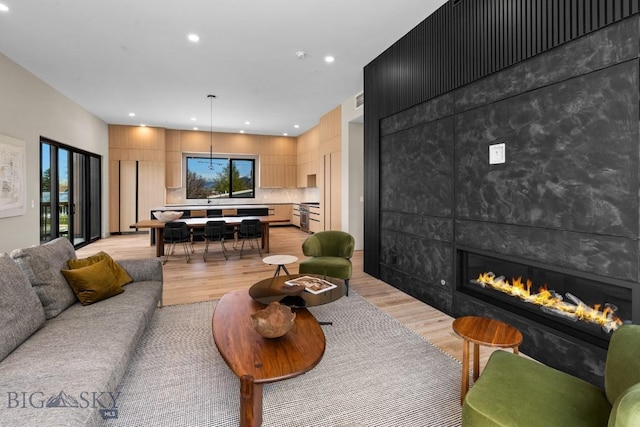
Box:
0;254;45;362
299;256;353;280
0;279;162;427
67;251;133;288
0;308;150;427
61;259;124;305
10;237;77;319
462;350;611;427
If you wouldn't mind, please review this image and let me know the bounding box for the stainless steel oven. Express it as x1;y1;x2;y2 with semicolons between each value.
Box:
299;204;310;233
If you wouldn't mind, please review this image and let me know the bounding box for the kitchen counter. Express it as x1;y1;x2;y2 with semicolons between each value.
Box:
156;204;270;210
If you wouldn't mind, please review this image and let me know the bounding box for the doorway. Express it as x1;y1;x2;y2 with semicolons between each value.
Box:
40;138;101;248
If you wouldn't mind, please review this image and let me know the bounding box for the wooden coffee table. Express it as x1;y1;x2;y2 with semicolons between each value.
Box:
212;290;325;427
452;316;523;404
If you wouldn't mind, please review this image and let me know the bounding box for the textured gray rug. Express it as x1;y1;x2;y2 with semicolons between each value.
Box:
101;292;462;427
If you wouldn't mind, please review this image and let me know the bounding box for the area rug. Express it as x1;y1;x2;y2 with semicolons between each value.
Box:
101;292;462;427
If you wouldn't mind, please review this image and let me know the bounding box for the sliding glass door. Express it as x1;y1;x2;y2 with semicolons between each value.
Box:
40;138;101;248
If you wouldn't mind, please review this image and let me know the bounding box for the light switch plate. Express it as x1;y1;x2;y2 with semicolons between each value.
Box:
489;143;506;164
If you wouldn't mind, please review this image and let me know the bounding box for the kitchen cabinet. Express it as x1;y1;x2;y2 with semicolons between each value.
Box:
273;204;292;221
110;160;164;233
261;164;297;188
317;105;342;231
291;204;300;227
297;126;320;187
266;204;292;225
260;139;297;188
308;204;322;233
165;129;182;188
323;151;342;230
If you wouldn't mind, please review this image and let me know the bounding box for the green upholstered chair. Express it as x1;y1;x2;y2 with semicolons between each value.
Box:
462;324;640;427
298;231;355;296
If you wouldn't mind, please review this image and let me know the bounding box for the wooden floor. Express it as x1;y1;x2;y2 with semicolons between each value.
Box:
77;225;506;369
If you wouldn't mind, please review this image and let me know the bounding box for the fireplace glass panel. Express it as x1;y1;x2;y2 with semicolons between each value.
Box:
458;249;632;347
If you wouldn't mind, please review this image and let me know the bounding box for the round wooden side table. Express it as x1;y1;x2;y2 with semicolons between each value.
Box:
262;254;298;277
452;316;523;404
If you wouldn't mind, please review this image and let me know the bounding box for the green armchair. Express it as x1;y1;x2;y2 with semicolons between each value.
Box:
462;324;640;427
298;231;355;296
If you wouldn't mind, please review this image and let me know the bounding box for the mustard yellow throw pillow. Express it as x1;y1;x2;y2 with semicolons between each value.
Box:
61;259;124;305
67;251;132;287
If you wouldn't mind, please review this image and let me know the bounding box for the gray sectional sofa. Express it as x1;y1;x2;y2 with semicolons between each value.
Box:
0;237;163;427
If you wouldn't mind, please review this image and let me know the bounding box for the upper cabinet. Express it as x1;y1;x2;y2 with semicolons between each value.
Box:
297;126;320;187
259;137;297;188
165;129;182;188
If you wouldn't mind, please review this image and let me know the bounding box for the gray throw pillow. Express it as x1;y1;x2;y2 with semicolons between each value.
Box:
10;237;78;319
0;254;46;362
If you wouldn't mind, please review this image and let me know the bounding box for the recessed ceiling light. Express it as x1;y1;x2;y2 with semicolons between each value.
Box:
245;121;251;125
140;124;146;127
240;130;245;134
0;4;9;12
294;124;300;129
283;133;288;136
128;112;136;117
193;127;199;130
191;117;197;121
324;55;335;63
188;34;200;42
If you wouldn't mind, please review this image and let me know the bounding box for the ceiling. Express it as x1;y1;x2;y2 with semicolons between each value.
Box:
0;0;447;137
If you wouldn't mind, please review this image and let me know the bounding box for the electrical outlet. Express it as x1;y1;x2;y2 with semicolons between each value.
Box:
489;143;506;164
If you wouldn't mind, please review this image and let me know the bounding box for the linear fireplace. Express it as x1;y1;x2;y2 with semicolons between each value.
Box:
457;247;634;349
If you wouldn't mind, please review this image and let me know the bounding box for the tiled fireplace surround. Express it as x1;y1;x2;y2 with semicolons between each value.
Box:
377;16;639;387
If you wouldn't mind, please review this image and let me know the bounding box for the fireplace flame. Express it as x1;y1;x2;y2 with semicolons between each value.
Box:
474;272;623;333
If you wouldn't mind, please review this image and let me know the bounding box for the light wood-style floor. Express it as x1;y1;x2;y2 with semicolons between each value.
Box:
77;226;504;369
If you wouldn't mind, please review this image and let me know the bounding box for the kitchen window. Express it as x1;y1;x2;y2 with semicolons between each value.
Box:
185;156;255;199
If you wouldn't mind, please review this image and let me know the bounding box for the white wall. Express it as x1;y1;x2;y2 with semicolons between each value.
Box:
0;52;109;253
341;93;364;250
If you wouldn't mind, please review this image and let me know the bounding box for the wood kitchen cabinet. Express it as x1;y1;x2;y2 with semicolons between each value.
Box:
308;204;322;233
260;139;297;188
274;204;292;220
318;105;342;231
261;164;297;188
109;160;164;233
291;204;300;227
297;126;319;187
165;129;182;188
109;125;166;233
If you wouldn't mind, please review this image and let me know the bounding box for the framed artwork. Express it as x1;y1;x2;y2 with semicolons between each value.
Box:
0;134;27;218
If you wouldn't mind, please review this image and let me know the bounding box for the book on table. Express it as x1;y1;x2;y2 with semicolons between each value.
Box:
284;276;337;294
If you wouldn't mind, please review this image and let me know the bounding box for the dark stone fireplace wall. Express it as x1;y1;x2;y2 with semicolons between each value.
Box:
375;15;639;386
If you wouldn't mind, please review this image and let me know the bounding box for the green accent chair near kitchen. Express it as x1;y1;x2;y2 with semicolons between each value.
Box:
462;324;640;427
299;231;354;296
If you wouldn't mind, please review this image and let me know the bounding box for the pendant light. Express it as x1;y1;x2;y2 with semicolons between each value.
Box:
208;94;216;170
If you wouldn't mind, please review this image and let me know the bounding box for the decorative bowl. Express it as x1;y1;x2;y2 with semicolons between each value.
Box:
153;211;183;222
251;302;296;338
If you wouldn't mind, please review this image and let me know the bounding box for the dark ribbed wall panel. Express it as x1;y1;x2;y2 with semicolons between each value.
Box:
455;0;640;87
364;0;639;276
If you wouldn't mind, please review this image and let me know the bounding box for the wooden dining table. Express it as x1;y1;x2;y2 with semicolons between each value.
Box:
130;216;288;257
